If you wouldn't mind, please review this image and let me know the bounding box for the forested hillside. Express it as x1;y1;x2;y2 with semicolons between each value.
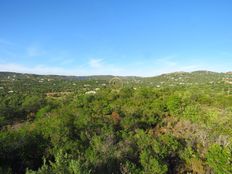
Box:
0;71;232;174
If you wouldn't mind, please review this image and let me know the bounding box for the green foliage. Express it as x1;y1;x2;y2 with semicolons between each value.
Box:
0;167;12;174
0;126;49;174
26;150;89;174
183;104;201;123
22;95;44;113
179;147;195;164
135;130;180;173
140;150;168;174
167;95;182;116
119;161;141;174
206;144;232;174
0;72;232;174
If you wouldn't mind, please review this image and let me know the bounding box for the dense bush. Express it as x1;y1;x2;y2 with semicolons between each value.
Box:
0;79;231;173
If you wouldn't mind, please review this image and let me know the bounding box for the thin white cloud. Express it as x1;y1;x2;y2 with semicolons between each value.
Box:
0;63;123;76
156;55;177;67
27;46;46;57
0;62;229;77
0;63;69;75
116;55;207;77
0;52;230;77
89;58;104;68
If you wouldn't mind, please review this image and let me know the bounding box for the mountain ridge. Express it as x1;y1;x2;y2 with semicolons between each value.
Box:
0;70;229;79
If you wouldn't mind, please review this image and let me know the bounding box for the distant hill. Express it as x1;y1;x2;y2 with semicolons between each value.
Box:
142;70;231;87
0;71;114;81
0;70;231;89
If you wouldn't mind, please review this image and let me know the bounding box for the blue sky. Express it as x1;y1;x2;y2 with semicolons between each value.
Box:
0;0;232;76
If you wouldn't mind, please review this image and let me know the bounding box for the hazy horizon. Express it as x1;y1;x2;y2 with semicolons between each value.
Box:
1;0;232;76
0;69;230;78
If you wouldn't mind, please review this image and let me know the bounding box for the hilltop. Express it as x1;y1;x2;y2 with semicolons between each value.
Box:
0;70;231;89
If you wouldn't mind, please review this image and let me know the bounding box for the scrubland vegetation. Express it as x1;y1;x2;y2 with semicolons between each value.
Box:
0;71;231;174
